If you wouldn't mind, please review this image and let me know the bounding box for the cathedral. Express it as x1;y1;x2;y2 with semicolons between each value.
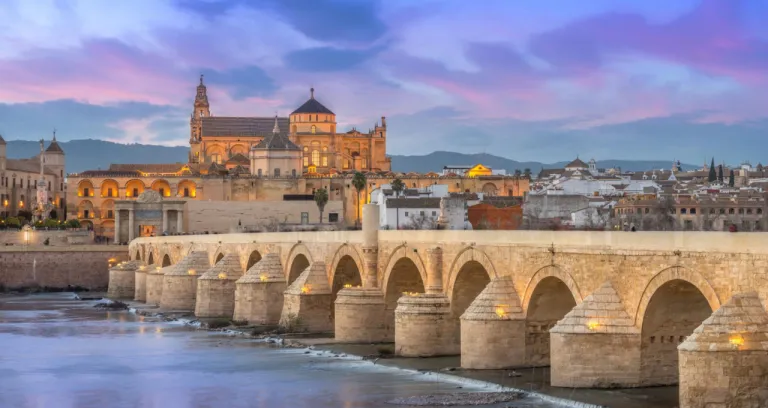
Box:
188;76;391;174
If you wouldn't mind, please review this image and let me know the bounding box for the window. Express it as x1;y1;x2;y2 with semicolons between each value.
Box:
84;209;89;219
48;181;51;191
303;156;309;166
690;208;696;215
107;188;114;197
747;209;753;214
759;208;764;214
107;210;113;219
312;150;320;165
404;211;409;217
258;169;262;177
311;125;316;134
720;209;725;214
292;169;297;177
132;188;139;197
274;168;280;177
420;211;425;216
184;188;190;197
84;188;90;197
729;208;735;214
680;208;687;214
710;209;715;214
645;208;649;214
301;212;309;224
159;188;165;197
328;213;339;222
432;211;437;216
738;208;744;214
211;153;221;164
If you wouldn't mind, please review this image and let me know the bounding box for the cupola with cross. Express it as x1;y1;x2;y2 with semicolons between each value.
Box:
289;88;337;136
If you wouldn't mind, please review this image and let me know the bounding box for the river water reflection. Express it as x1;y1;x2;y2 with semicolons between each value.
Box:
0;294;561;408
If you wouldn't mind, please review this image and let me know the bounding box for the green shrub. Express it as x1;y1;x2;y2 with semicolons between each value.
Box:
66;219;81;229
44;218;59;228
5;217;21;228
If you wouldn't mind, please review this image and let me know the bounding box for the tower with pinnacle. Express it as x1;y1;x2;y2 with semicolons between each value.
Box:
189;75;210;163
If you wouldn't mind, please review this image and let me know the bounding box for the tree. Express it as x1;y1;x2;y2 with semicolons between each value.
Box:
717;165;724;183
314;188;329;223
708;158;716;182
49;209;58;219
523;168;531;178
391;178;405;197
391;178;405;228
351;172;367;228
514;169;522;177
728;169;735;187
404;212;438;230
5;217;21;228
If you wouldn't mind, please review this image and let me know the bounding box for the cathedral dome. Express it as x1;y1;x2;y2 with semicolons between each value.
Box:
291;88;334;115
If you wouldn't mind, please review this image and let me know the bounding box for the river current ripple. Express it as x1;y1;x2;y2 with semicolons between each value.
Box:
0;293;563;408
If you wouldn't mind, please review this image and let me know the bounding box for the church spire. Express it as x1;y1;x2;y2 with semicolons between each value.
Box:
273;115;280;134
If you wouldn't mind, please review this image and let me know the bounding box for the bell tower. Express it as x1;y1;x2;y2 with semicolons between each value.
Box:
189;75;210;163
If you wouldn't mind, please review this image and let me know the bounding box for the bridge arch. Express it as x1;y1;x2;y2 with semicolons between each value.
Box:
633;266;720;329
522;265;583;313
285;243;313;284
381;245;428;295
446;247;497;300
522;265;581;366
161;253;172;267
634;266;719;386
329;245;364;289
134;248;141;261
446;247;495;320
382;245;427;339
147;249;155;265
245;249;263;272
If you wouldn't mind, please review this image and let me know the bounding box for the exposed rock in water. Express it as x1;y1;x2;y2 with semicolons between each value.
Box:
93;301;129;310
387;392;523;406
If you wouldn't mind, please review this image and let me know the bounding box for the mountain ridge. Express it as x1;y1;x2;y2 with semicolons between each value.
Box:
4;140;697;174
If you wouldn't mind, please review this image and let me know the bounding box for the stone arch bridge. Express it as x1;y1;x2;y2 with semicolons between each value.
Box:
121;205;768;406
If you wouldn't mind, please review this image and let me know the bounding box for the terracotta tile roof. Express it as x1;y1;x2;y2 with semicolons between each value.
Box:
252;130;300;151
201;116;289;137
565;158;588;168
291;93;334;115
226;153;249;164
5;158;58;176
108;163;187;173
46;140;64;153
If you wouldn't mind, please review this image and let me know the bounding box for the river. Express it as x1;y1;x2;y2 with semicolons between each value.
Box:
0;293;565;408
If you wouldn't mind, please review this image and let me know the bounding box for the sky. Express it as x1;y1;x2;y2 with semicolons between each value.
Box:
0;0;767;164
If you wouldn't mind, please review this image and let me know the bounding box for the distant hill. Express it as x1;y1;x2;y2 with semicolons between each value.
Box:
6;139;189;173
5;140;695;174
390;151;697;174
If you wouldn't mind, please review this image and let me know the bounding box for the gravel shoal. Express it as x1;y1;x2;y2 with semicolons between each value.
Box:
387;392;523;406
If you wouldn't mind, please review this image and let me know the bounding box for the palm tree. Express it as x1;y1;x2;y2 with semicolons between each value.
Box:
352;172;367;228
314;188;329;223
391;178;405;228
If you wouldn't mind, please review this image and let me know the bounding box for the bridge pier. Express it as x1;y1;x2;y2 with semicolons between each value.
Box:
107;260;143;299
134;264;149;302
395;247;458;356
460;277;526;369
550;282;641;388
335;204;389;343
146;265;168;306
160;251;210;311
679;292;768;408
233;254;286;325
280;261;333;333
195;253;243;318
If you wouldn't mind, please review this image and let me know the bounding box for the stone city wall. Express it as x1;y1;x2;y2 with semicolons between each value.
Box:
0;229;93;246
184;200;345;233
0;246;129;290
